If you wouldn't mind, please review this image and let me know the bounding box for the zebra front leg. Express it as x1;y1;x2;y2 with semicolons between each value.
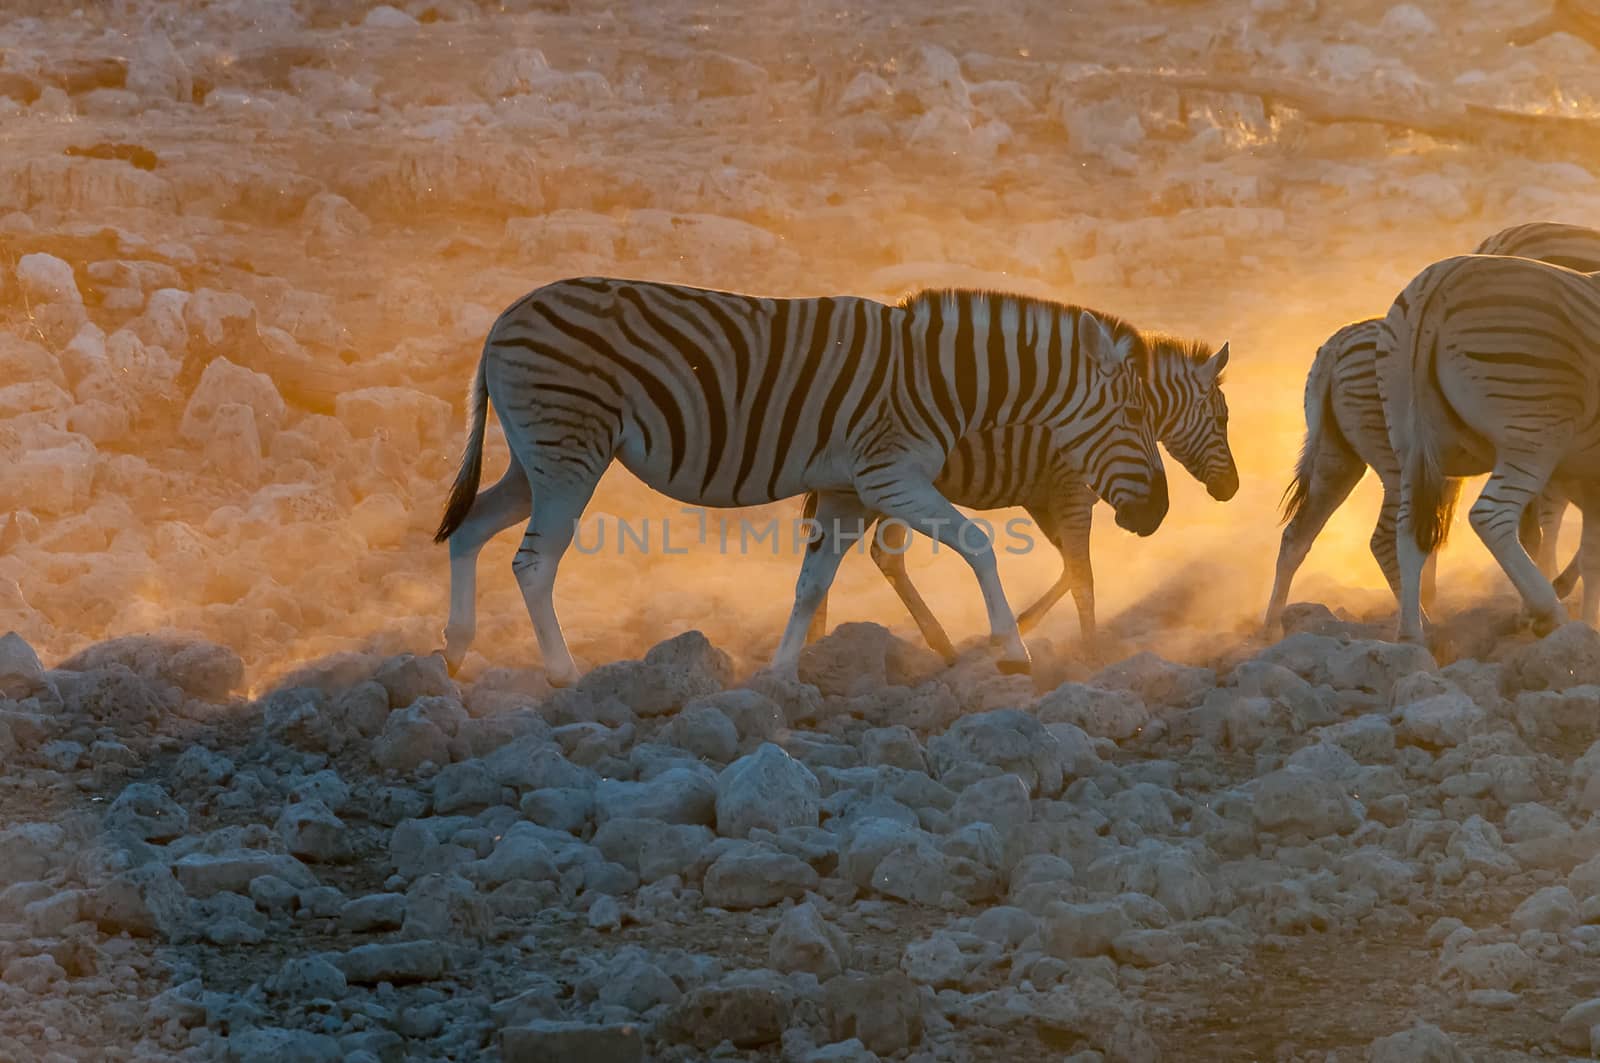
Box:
860;476;1030;674
1017;489;1094;641
870;518;958;663
770;491;875;678
1468;463;1566;636
443;463;533;674
1264;446;1365;631
510;471;601;687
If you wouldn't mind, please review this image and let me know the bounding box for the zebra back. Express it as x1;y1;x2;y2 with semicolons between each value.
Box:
1474;222;1600;273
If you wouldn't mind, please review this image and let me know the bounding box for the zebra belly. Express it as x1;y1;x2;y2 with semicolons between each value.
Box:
613;430;857;508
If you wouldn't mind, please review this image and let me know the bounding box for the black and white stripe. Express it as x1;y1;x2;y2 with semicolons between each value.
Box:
1380;253;1600;642
806;335;1234;657
433;278;1168;683
1266;222;1600;629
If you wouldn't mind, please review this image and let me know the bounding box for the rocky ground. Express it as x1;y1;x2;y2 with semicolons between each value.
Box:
3;609;1600;1061
6;0;1600;1059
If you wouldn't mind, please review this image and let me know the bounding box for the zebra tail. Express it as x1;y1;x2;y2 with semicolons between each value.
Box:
434;355;489;544
1404;305;1454;553
1279;341;1336;526
801;491;819;523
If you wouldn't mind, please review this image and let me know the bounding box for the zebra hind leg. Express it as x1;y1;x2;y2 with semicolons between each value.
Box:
858;475;1030;674
1536;492;1569;577
1264;445;1364;631
770;491;876;678
1578;486;1600;626
442;459;533;674
1466;461;1567;636
508;460;604;688
870;518;958;664
1393;478;1431;645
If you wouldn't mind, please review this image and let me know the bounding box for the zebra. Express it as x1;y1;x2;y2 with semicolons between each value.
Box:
433;278;1169;685
804;335;1234;659
1379;253;1600;643
1265;222;1600;630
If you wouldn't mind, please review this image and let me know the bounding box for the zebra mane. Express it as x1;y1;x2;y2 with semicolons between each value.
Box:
1147;334;1223;381
896;288;1151;373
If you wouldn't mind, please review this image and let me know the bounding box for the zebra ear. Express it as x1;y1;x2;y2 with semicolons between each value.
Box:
1203;342;1230;383
1078;311;1132;373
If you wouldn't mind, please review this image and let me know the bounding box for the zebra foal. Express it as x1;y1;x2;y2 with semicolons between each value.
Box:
1379;254;1600;643
1265;222;1600;629
806;335;1235;658
433;279;1168;684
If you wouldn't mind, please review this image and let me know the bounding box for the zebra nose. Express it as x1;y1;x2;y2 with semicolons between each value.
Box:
1114;471;1169;537
1208;467;1240;501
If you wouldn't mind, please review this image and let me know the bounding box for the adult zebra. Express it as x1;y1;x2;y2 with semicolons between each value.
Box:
433;279;1169;684
1380;253;1600;643
1265;222;1600;629
804;335;1234;659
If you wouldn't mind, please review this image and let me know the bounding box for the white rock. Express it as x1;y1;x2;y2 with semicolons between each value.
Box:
1378;4;1438;37
1440;941;1534;991
106;782;189;842
664;702;739;762
364;4;419;27
16;252;81;305
1034;683;1149;740
951;773;1031;837
0;632;45;698
1042;900;1130;958
1252;767;1362;838
181;357;287;445
1368;1022;1466;1063
596;767;716;827
335;386;454;451
1397;691;1484;749
227;1028;341;1063
769;901;850;978
715;743;820;838
1509;885;1579;933
1446;816;1518;877
702;842;818;909
277;800;351;863
474;823;560;888
928;709;1066;796
266;956;348;999
901;932;969;988
1559;998;1600;1051
1091;652;1215;710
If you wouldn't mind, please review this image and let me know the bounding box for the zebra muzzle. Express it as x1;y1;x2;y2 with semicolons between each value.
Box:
1113;474;1169;537
1207;468;1240;502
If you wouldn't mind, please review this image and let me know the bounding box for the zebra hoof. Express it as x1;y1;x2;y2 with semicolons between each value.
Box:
997;657;1031;676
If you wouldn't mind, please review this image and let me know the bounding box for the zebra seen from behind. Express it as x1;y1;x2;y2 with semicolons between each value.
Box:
804;335;1234;659
433;278;1169;684
1265;221;1600;630
1380;253;1600;643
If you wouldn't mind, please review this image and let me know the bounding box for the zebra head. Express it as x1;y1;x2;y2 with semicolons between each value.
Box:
1148;339;1238;501
1059;310;1169;537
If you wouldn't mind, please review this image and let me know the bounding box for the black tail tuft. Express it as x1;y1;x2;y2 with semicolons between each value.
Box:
1279;462;1313;528
1411;462;1460;554
434;358;489;544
